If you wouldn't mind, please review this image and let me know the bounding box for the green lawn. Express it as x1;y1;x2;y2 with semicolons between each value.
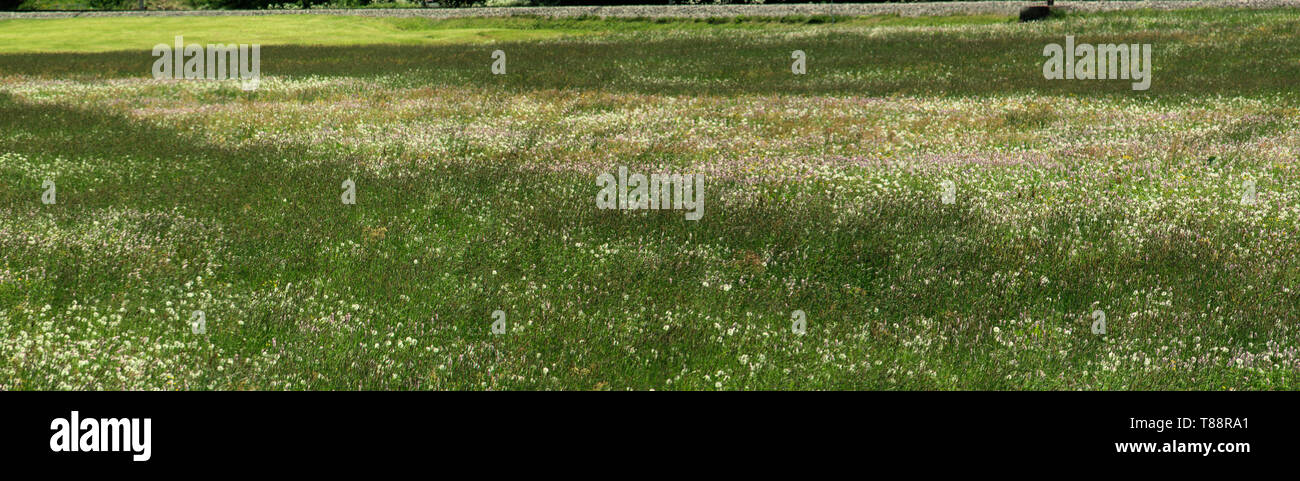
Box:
0;13;1010;53
0;15;579;53
2;9;1299;390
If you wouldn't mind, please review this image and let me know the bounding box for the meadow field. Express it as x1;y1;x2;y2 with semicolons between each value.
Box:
2;7;1300;390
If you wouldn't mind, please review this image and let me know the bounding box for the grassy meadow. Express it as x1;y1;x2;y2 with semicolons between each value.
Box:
2;8;1300;390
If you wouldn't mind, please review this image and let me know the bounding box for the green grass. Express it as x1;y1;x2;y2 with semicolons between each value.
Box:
0;13;1011;54
2;8;1300;390
0;15;572;53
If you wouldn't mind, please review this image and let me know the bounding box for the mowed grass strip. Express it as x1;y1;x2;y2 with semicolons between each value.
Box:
0;13;1010;54
0;15;582;54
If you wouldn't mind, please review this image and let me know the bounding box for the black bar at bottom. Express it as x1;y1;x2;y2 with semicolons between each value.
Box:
2;391;1290;470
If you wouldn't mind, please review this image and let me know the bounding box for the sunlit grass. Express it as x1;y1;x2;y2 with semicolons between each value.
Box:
0;15;575;54
0;13;1011;54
